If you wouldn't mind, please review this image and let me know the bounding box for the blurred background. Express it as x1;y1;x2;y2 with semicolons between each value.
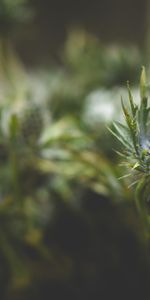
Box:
13;0;148;64
0;0;150;299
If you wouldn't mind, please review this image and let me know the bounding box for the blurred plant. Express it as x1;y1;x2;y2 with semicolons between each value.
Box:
32;30;143;121
0;0;33;83
46;72;85;119
63;29;142;90
0;71;133;296
0;23;147;298
110;67;150;235
0;0;32;37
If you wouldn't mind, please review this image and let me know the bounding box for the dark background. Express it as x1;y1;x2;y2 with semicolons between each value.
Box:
15;0;148;65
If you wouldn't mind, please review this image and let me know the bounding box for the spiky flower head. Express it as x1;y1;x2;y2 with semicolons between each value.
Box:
110;67;150;177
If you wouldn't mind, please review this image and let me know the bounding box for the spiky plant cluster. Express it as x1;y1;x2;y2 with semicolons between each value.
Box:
110;67;150;231
110;67;150;176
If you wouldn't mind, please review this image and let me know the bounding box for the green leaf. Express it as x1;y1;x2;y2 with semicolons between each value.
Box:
39;118;85;147
108;126;130;149
140;66;147;101
121;98;138;153
127;81;138;117
113;121;133;147
9;114;19;140
132;161;140;170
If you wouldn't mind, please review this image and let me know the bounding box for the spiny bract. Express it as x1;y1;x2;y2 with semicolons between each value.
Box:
110;67;150;176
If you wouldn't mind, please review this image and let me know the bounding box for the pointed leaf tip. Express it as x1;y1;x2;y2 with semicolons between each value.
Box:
140;66;147;100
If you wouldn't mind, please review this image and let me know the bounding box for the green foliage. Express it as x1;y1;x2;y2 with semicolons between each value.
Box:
0;58;134;296
63;30;142;89
0;24;148;299
111;67;150;235
0;0;32;35
110;67;150;175
46;30;142;122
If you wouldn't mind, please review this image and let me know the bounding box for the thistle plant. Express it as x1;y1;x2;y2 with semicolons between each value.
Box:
110;67;150;234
